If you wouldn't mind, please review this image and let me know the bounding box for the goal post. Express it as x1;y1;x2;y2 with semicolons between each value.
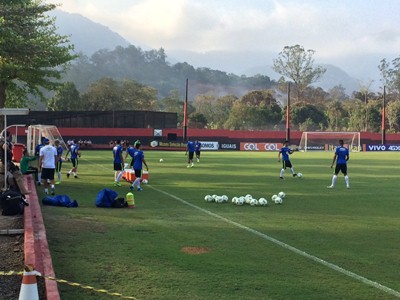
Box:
27;125;68;156
298;132;361;152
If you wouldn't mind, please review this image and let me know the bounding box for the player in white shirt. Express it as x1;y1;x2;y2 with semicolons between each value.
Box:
39;138;58;195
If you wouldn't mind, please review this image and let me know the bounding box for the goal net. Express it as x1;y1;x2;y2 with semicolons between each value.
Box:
26;125;68;155
298;132;361;152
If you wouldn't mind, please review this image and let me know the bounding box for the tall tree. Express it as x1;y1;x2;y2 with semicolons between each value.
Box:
47;82;81;111
272;45;326;102
0;1;76;109
378;57;400;100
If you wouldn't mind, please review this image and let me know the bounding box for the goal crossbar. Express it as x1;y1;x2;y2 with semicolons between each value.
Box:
299;132;361;152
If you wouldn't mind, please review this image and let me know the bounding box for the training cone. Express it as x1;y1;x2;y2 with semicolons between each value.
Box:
126;192;135;208
18;265;41;300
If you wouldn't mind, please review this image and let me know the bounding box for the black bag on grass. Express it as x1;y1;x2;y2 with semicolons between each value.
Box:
112;197;128;208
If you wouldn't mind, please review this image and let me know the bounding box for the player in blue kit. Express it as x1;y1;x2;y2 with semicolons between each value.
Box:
65;139;80;179
112;140;124;187
278;140;297;179
130;143;148;191
54;139;63;184
328;139;350;189
195;140;201;162
186;140;195;168
125;141;137;168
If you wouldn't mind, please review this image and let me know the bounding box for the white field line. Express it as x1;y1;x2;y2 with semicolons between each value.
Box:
149;185;400;299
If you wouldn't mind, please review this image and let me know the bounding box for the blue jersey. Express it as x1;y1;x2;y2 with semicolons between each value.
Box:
279;147;292;161
113;145;123;164
35;143;44;156
126;146;136;158
133;150;144;170
335;146;349;164
195;141;201;151
70;144;79;159
56;146;63;162
187;141;195;152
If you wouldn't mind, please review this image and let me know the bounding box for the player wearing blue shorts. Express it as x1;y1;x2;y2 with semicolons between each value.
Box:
186;140;195;168
278;140;297;179
328;139;350;189
130;143;148;191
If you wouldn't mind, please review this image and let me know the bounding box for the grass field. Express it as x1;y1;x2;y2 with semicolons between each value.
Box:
40;150;400;300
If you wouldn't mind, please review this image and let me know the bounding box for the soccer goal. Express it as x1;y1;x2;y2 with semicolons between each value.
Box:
298;132;361;152
26;125;68;155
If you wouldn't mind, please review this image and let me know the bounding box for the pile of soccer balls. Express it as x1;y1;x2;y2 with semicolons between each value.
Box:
204;192;286;206
271;192;285;204
204;194;229;203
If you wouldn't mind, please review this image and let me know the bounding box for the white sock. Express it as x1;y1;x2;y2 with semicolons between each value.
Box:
280;169;285;177
345;175;350;187
331;175;337;187
290;168;295;174
133;178;140;188
38;173;42;182
57;172;61;181
116;171;125;182
51;184;55;189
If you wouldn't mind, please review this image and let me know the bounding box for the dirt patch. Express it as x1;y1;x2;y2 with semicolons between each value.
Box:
181;246;211;255
0;215;24;299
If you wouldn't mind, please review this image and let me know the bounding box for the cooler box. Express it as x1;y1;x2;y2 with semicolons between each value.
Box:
12;143;25;163
122;169;149;182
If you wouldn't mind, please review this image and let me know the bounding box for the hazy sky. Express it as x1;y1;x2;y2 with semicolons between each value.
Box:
46;0;400;82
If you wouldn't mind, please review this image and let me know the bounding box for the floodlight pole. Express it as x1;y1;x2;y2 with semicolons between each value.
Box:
0;108;30;190
382;86;386;145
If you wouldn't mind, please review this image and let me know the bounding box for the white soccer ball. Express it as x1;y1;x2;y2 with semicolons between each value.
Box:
215;196;224;203
150;140;158;147
250;198;258;206
142;179;148;184
278;192;286;199
245;194;252;200
159;158;164;162
245;197;252;205
236;198;244;205
271;194;278;201
231;197;238;204
205;195;212;202
274;197;283;204
258;198;268;206
297;172;303;178
212;194;218;201
221;195;228;202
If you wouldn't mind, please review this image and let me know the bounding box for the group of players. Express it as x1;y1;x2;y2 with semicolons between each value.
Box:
0;133;81;195
278;139;350;189
26;138;80;195
185;140;201;168
112;139;149;191
25;136;349;195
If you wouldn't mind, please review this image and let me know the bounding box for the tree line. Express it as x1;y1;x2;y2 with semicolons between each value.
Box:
1;1;400;133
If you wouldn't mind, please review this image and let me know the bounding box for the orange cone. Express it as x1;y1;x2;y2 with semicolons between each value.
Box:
18;265;41;300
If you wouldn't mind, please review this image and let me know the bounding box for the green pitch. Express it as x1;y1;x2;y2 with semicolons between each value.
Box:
41;150;400;300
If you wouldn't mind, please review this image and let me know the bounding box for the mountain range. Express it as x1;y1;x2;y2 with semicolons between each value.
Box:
51;10;363;95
